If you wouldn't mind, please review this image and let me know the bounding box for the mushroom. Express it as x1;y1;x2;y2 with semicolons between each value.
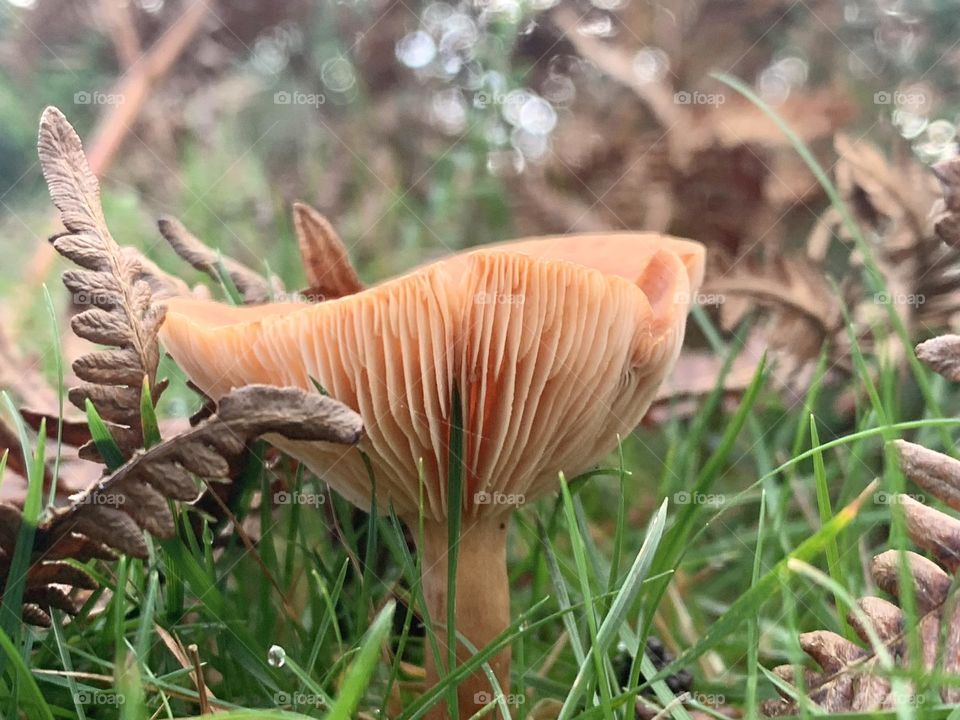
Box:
158;232;705;716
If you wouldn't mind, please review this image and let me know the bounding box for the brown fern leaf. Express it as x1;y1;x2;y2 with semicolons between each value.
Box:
157;216;279;304
292;201;364;301
703;255;842;390
0;384;363;625
38;106;165;460
830;137;960;333
916;334;960;382
762;439;960;714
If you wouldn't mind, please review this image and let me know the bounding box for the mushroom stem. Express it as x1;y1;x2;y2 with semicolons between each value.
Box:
418;515;511;719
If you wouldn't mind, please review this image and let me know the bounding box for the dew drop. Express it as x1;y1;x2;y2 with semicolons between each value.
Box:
757;67;791;105
502;89;534;126
893;109;927;140
431;89;468;134
253;34;289;75
396;31;436;69
321;57;357;93
591;0;627;10
926;119;957;147
487;149;525;176
577;13;615;38
541;73;576;105
519;96;557;135
913;140;958;165
438;13;478;57
632;47;669;85
511;127;550;160
422;2;455;34
268;645;286;668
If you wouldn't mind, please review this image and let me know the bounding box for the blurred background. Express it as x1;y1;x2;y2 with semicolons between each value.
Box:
2;0;960;418
6;4;960;713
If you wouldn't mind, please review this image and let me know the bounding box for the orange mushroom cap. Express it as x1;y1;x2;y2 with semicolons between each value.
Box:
159;232;704;521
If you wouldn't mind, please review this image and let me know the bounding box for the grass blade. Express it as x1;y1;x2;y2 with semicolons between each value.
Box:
325;600;396;720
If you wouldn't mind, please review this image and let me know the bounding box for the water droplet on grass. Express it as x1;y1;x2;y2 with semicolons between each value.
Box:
268;645;287;668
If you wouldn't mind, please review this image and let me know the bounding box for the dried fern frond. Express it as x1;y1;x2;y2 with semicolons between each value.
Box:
827;138;960;334
762;491;960;712
38;106;165;461
292;201;364;301
157;216;280;304
703;256;843;391
916;335;960;381
0;384;363;626
762;334;960;714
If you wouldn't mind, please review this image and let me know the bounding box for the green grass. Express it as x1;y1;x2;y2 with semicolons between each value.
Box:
2;76;960;720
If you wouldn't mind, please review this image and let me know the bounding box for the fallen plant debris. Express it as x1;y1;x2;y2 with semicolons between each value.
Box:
156;214;280;304
762;337;960;715
0;383;362;627
37;106;167;462
292;200;365;301
0;107;365;630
